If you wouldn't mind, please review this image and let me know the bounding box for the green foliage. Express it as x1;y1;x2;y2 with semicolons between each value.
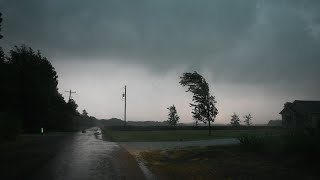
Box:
179;71;218;135
230;113;240;126
167;105;180;126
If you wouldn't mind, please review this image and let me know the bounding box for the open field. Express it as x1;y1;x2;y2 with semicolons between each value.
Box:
102;128;288;142
140;144;320;180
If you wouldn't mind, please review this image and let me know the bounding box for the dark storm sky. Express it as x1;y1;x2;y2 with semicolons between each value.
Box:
1;0;319;123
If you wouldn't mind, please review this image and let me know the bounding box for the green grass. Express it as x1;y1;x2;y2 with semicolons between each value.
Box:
140;144;320;180
103;129;287;142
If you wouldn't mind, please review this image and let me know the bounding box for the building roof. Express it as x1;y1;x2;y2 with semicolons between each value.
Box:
280;100;320;114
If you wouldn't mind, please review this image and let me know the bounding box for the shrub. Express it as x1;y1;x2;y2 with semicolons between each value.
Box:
237;134;266;150
238;132;320;153
0;112;21;142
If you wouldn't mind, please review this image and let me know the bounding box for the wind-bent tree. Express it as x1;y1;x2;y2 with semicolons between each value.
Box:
230;113;240;126
167;105;180;126
243;113;253;126
180;71;218;135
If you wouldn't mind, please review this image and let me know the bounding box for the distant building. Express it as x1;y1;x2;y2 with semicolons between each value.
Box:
280;100;320;133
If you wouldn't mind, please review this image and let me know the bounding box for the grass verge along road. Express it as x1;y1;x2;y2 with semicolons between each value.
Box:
140;145;319;180
103;129;287;142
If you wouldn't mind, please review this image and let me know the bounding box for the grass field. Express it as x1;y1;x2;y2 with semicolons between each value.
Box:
140;144;319;180
102;128;288;142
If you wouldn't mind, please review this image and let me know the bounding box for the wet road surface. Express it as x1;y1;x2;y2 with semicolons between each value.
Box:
32;128;145;180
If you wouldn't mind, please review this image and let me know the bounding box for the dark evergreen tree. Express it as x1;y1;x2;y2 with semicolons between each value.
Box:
167;105;180;126
230;113;241;126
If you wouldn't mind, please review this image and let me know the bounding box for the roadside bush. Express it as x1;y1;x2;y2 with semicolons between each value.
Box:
280;133;320;153
237;134;266;150
238;132;320;153
0;112;21;142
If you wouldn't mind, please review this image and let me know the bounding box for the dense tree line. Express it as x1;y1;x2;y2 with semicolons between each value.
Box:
0;45;84;133
0;13;95;141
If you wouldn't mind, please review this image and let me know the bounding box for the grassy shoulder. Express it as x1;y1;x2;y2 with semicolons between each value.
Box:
0;133;70;179
140;144;319;180
102;128;287;142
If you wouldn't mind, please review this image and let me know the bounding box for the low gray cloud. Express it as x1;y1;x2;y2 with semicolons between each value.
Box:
1;0;319;84
1;0;320;121
1;1;256;64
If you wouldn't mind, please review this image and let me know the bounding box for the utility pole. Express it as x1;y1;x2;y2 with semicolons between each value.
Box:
65;89;76;102
122;85;127;127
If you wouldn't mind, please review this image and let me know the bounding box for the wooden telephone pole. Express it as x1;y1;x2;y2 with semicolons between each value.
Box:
123;86;127;127
65;89;76;102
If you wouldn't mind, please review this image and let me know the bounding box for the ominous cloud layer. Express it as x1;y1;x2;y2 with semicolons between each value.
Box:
1;0;320;123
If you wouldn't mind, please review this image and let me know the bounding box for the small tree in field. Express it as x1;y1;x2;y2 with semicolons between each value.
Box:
180;71;218;135
230;113;240;126
167;105;180;126
243;113;253;126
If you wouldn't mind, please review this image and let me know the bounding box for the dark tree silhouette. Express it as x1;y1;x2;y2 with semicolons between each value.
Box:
2;45;83;132
75;109;99;129
180;71;218;135
0;13;21;141
0;13;93;136
167;105;180;126
6;45;59;131
82;109;89;117
243;113;253;126
230;113;241;126
0;12;4;63
0;12;3;39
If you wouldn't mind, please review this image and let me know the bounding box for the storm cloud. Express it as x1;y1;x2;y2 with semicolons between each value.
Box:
1;0;319;123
